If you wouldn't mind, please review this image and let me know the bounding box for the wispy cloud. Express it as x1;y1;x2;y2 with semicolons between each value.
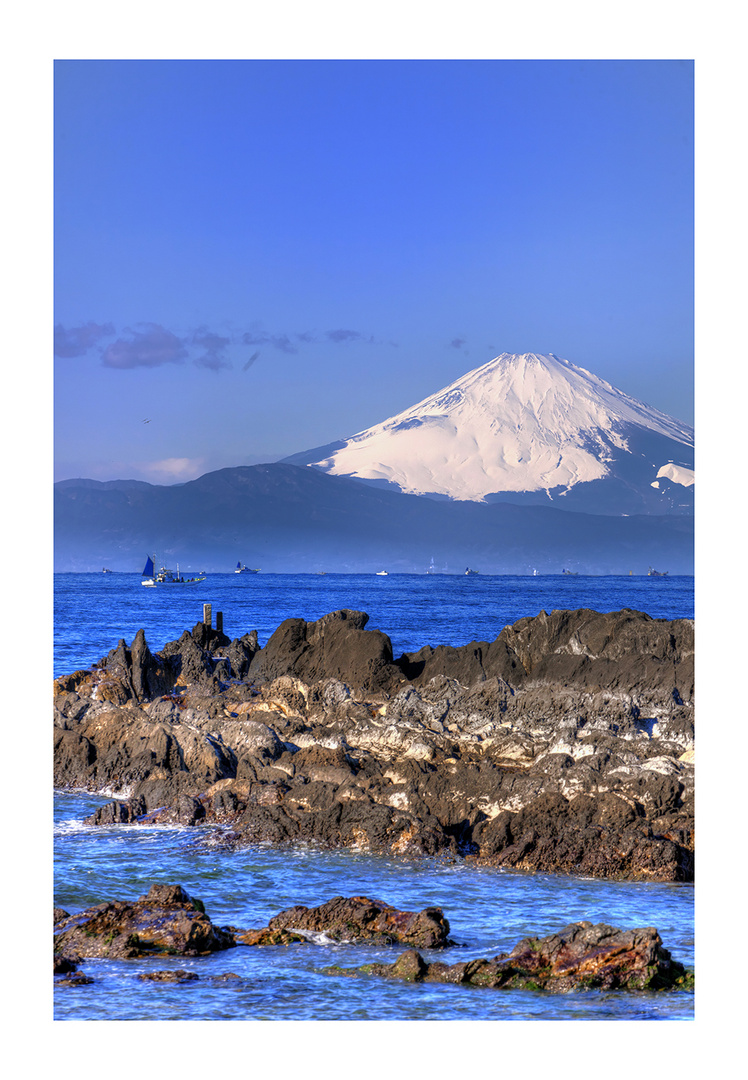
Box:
101;324;188;369
192;327;232;371
58;318;394;372
141;457;205;482
54;321;114;357
325;329;375;344
243;326;386;351
242;330;298;354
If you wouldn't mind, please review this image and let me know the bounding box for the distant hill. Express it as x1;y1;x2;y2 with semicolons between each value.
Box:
54;463;693;574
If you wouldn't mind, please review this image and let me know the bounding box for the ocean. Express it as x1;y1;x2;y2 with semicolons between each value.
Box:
54;572;695;1022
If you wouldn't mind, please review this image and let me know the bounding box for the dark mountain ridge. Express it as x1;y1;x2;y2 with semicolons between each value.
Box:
54;462;693;574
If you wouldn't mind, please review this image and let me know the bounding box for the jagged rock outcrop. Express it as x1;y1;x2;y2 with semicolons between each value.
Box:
53;884;234;961
247;609;403;694
53;607;695;881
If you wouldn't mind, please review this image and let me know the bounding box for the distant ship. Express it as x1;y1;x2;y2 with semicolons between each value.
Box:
648;567;669;577
464;567;479;576
375;570;388;576
235;562;260;574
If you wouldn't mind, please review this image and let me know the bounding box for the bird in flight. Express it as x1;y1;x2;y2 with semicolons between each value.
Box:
143;418;151;424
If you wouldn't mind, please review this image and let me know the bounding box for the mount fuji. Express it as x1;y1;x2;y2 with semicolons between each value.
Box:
54;352;695;572
285;352;694;517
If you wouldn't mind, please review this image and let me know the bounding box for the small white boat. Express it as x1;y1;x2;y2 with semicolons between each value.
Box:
235;562;260;574
375;570;388;576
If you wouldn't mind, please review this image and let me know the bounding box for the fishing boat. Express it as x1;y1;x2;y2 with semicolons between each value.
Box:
375;570;388;576
647;567;669;577
102;567;113;574
562;569;579;576
464;567;479;576
235;562;260;574
141;555;206;586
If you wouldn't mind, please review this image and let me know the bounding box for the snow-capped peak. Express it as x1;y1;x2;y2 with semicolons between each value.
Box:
309;352;694;503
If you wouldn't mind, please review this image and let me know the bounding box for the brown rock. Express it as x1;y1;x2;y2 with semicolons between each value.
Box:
329;921;693;992
239;895;452;948
53;883;234;959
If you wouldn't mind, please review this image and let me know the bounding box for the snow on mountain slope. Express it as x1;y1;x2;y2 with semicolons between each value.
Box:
307;353;694;504
654;463;694;488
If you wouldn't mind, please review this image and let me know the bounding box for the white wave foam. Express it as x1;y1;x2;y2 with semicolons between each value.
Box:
286;927;344;946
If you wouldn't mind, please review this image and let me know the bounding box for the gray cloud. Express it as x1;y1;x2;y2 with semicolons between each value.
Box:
326;329;374;344
54;321;114;358
242;330;298;354
61;318;393;373
243;327;385;349
101;324;188;369
192;327;232;371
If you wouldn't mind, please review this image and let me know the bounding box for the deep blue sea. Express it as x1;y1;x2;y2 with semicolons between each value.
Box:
54;573;695;1021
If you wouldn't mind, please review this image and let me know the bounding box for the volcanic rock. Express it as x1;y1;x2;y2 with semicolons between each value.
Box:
53;606;695;881
327;921;693;992
53;883;234;959
237;895;451;948
247;609;403;694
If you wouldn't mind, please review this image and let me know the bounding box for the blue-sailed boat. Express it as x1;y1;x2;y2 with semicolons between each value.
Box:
141;554;205;586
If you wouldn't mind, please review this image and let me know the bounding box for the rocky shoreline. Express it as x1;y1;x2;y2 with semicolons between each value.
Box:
54;606;694;881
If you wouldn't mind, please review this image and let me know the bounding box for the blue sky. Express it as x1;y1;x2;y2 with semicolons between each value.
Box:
54;58;694;484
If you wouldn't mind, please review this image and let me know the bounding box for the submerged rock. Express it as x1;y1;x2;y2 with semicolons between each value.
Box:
326;921;693;992
138;969;200;983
